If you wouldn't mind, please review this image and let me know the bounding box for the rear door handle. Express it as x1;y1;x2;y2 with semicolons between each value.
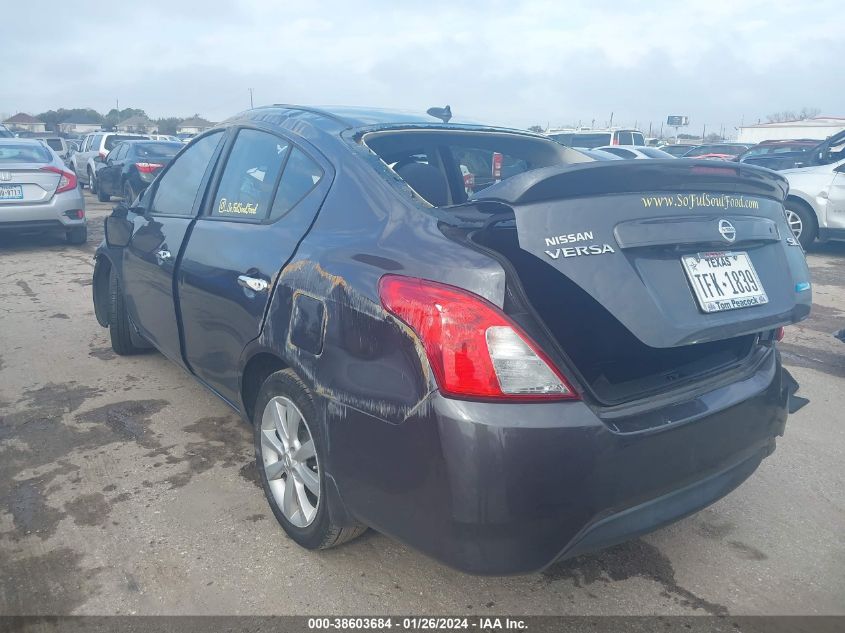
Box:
238;275;269;293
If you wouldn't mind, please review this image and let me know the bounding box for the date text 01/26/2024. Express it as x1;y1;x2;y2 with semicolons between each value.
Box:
307;617;528;630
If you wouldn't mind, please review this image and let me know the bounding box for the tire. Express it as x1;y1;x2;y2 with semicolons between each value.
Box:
108;269;146;355
253;369;367;550
66;226;87;245
123;181;136;204
784;200;817;250
88;168;97;193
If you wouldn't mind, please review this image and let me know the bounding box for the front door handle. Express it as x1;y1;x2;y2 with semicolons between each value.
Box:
156;249;172;262
238;275;269;293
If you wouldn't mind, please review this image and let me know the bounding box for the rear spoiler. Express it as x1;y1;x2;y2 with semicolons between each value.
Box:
472;160;789;206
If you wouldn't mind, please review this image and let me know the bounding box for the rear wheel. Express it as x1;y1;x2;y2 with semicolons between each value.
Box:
108;269;146;355
254;369;366;549
784;200;817;249
66;226;87;245
123;181;136;204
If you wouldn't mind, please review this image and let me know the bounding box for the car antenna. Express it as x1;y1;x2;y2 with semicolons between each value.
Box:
427;105;452;123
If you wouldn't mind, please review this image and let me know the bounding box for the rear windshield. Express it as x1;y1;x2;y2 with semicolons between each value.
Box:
43;138;64;150
133;142;181;158
0;143;52;163
637;147;675;158
363;129;585;206
106;135;149;150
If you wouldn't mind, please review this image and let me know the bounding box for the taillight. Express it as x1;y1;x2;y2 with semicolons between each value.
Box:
99;150;107;160
135;162;163;174
775;326;785;342
379;275;578;401
40;166;77;194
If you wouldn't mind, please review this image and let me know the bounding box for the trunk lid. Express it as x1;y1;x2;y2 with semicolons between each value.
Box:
470;160;811;348
0;163;61;204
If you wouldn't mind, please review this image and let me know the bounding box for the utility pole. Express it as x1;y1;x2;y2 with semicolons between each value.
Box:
702;124;706;141
249;88;254;109
609;112;614;127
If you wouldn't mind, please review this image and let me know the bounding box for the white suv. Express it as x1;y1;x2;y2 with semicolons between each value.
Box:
546;128;646;149
70;132;149;189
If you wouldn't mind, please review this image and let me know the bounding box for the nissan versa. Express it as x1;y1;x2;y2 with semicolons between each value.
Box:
92;105;811;575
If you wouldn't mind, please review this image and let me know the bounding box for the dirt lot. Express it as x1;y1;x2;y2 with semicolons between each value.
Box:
0;191;843;616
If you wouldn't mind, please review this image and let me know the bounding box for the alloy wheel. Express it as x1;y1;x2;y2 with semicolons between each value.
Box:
259;396;320;527
785;209;803;239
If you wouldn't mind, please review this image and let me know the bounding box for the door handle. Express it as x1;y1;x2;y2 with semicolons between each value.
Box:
156;249;172;261
238;275;269;293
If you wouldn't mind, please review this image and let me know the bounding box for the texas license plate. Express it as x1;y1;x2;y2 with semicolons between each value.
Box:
0;185;23;200
681;251;768;313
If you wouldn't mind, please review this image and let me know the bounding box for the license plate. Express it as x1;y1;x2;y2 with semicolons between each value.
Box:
681;251;768;313
0;185;23;200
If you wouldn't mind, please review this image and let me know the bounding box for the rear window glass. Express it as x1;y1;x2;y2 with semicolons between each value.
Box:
105;135;148;151
632;132;645;145
567;133;612;148
44;139;63;150
0;143;52;163
616;131;634;145
134;143;181;158
364;130;575;205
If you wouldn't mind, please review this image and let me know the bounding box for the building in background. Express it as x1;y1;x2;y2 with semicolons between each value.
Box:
2;113;46;133
57;120;102;135
737;116;845;143
116;115;156;134
177;117;214;136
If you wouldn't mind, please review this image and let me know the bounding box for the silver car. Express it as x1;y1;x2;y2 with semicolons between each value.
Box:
0;138;87;244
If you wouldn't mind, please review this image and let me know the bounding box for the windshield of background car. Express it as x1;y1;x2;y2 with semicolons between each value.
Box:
133;142;181;159
105;135;149;151
0;143;53;163
363;129;582;205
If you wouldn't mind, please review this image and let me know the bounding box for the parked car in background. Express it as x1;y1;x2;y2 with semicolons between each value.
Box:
547;128;645;148
39;137;74;161
737;140;818;171
149;134;181;142
577;148;623;160
176;132;196;143
782;156;845;248
682;144;750;160
594;145;676;159
93;105;808;575
71;132;149;190
659;143;699;157
95;140;183;202
0;138;86;244
0;124;13;138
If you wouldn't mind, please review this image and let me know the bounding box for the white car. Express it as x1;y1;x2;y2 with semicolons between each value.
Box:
148;134;180;142
782;156;845;248
593;145;676;160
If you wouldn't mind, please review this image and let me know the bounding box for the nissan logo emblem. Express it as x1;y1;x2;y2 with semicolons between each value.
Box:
718;219;736;243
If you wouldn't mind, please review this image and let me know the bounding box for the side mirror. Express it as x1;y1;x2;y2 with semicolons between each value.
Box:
835;163;845;174
104;203;133;248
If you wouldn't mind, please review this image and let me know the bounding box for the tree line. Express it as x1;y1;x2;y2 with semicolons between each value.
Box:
34;107;197;135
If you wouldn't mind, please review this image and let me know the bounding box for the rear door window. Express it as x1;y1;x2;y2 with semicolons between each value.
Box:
570;133;612;148
150;132;224;216
44;139;63;151
211;129;289;221
269;147;323;221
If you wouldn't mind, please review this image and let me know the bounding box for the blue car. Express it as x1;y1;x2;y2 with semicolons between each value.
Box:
93;105;809;574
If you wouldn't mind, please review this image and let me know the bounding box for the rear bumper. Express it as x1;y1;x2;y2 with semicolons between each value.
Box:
0;191;86;232
327;347;790;575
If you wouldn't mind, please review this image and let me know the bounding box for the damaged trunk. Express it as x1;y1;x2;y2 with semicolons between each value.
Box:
447;160;812;405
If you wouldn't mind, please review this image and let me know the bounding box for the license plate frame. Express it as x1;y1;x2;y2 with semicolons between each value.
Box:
0;184;24;200
681;250;769;313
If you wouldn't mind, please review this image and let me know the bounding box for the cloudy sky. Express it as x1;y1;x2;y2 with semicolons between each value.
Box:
4;0;842;133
